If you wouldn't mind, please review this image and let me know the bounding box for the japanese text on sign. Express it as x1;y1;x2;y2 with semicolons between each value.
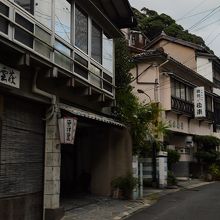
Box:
0;63;20;88
194;87;206;118
58;117;77;145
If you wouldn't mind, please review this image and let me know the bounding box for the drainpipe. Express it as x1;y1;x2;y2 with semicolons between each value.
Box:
32;68;56;120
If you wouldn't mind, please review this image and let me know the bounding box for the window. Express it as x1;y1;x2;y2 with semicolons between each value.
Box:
90;64;101;88
75;6;88;53
206;96;212;111
15;13;34;48
180;84;185;100
176;82;180;98
92;22;102;63
171;79;193;102
102;34;113;73
171;79;175;96
186;87;193;102
35;26;51;58
35;0;52;29
0;2;9;34
55;0;71;42
14;0;34;14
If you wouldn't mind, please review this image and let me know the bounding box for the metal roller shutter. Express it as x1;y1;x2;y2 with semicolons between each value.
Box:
0;96;45;220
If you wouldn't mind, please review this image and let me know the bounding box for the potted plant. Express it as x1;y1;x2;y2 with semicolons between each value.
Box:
111;173;138;199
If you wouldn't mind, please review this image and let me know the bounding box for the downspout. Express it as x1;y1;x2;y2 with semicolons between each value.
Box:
157;59;170;103
32;68;57;120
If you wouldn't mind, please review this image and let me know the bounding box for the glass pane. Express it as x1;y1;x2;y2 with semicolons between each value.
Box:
54;40;71;56
74;54;88;67
90;64;101;88
14;0;34;14
15;13;34;48
180;84;185;100
206;96;212;111
176;82;180;98
92;22;102;63
103;73;112;83
54;52;72;71
102;34;113;73
186;87;190;101
75;6;88;53
103;81;112;93
74;64;88;79
0;17;8;34
171;79;175;96
55;0;71;42
0;2;9;16
35;26;51;58
35;0;52;29
15;13;34;32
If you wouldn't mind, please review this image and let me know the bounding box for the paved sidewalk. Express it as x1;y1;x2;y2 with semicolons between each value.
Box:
61;179;214;220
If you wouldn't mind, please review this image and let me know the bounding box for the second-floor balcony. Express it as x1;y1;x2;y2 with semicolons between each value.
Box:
171;96;194;116
0;0;116;98
171;96;214;122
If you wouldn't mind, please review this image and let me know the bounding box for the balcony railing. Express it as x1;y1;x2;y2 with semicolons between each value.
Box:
0;0;114;97
171;97;215;122
171;96;194;116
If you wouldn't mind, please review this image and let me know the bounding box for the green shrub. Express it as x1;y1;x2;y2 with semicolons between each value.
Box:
167;149;180;170
111;173;138;199
167;171;178;186
209;164;220;180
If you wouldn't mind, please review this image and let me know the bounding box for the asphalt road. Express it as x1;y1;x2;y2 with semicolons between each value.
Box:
127;182;220;220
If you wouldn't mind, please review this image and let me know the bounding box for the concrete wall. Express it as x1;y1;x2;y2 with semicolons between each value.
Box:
196;57;213;82
153;40;197;70
90;127;132;196
166;112;212;136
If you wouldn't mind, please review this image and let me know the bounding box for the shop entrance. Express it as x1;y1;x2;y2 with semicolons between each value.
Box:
60;123;93;199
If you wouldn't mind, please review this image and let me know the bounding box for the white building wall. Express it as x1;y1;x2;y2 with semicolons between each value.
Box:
196;57;213;82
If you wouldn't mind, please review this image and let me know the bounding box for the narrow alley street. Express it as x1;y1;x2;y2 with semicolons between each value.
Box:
127;182;220;220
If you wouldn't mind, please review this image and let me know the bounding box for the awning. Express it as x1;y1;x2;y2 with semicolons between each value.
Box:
59;103;125;127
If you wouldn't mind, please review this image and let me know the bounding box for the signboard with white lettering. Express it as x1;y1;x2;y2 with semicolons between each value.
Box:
0;63;20;88
58;117;77;144
194;87;206;118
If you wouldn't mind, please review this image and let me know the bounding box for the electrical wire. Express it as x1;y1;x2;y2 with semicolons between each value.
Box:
188;5;220;31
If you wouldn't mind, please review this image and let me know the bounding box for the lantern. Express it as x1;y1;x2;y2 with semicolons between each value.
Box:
58;117;77;144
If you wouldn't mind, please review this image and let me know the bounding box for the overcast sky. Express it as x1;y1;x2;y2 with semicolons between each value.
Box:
129;0;220;57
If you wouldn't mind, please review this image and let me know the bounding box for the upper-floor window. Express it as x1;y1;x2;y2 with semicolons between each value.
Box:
10;1;114;76
103;34;113;73
15;0;34;14
206;96;212;111
35;0;52;29
92;21;102;63
75;6;88;54
171;79;193;102
55;0;71;42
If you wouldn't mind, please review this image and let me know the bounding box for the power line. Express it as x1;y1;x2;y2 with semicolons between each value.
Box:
193;17;220;32
188;5;220;31
176;0;208;21
177;7;217;22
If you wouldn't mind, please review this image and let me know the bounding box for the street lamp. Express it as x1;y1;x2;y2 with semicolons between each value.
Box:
137;89;157;186
137;89;152;103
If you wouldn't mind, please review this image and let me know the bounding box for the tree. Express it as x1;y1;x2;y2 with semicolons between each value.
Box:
194;135;220;165
115;38;168;155
132;7;213;52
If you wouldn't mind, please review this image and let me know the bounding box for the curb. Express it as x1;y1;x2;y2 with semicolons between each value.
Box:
114;181;215;220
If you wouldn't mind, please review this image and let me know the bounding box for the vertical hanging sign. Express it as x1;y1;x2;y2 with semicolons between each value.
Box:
194;87;206;118
58;117;77;144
